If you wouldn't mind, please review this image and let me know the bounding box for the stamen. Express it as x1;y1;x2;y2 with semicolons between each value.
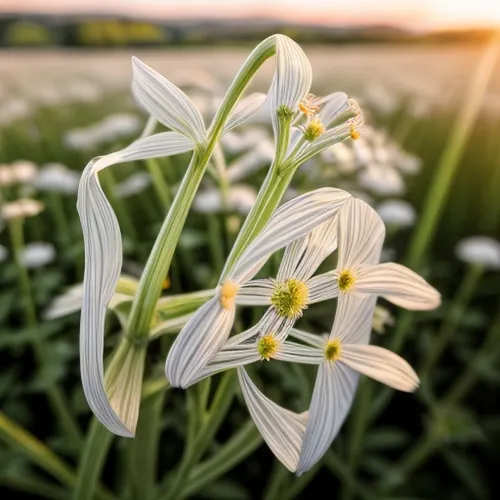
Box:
257;334;279;361
338;269;356;292
303;118;326;141
219;281;240;309
350;126;360;140
298;94;321;117
270;278;309;318
325;339;342;362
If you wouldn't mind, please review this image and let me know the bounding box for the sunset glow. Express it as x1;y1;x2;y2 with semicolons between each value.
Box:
2;0;500;29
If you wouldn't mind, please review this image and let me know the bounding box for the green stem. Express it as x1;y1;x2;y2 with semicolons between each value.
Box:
129;391;166;500
127;36;277;340
146;158;172;211
263;463;290;500
72;418;114;500
179;420;262;499
207;214;225;281
161;371;238;500
0;412;113;500
420;264;483;379
406;35;500;270
0;475;68;500
48;192;72;248
8;218;82;444
221;166;295;280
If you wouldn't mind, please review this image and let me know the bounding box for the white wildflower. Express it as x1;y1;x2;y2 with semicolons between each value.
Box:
11;160;37;184
21;242;56;268
2;199;44;220
114;172;151;198
376;199;416;227
35;163;80;194
193;185;257;214
455;236;500;270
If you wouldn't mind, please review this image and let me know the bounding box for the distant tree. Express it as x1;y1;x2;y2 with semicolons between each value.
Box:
3;21;53;46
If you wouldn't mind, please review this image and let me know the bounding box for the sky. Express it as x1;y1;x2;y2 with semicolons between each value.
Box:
3;0;500;29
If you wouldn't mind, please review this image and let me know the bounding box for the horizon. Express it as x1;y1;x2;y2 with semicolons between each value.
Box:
2;0;500;30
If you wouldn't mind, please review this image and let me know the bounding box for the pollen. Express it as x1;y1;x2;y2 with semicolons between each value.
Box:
298;94;320;117
303;118;326;141
257;334;279;361
325;339;342;362
350;126;360;140
338;269;356;292
162;277;171;290
219;281;240;309
270;278;309;319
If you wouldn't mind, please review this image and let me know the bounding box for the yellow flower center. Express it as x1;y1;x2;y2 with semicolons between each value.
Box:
325;339;342;362
270;278;309;319
219;281;240;309
257;334;279;361
350;126;360;140
304;118;326;141
338;269;356;292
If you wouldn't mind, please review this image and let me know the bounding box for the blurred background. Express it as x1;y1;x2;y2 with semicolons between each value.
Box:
1;1;500;499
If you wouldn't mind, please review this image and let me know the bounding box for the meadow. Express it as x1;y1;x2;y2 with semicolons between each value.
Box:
0;40;499;499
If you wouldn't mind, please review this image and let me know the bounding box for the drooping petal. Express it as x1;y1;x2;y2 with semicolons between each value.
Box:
223;93;267;134
289;328;326;348
236;279;274;306
131;57;206;143
355;262;441;310
337;197;385;269
269;35;312;138
274;342;324;365
77;133;193;436
341;344;419;392
165;297;235;388
238;367;308;473
228;188;351;283
329;294;378;345
317;92;350;127
297;361;358;475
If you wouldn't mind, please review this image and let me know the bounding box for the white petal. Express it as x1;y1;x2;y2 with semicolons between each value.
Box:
77;132;194;436
289;328;325;348
307;272;339;303
188;345;260;386
229;188;351;283
317;92;350;127
337;197;385;269
104;342;146;437
274;342;323;364
164;297;235;388
277;215;338;283
238;367;308;472
341;344;419;392
356;262;441;310
330;294;378;345
131;57;206;143
269;34;312;136
236;279;274;306
223;93;267;134
297;362;358;475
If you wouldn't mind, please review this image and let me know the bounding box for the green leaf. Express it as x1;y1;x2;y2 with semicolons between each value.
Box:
364;427;411;451
442;450;488;499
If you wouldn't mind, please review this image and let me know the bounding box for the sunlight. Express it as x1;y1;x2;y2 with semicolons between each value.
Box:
432;0;500;27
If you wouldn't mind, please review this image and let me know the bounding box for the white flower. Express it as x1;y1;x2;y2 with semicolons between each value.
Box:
0;164;14;188
165;188;352;388
223;199;439;474
193;185;257;214
1;199;44;220
78;35;314;437
11;160;38;184
455;236;500;270
35;163;80;194
376;199;416;227
221;127;270;155
226;140;275;182
114;172;151;198
358;163;405;196
21;242;56;268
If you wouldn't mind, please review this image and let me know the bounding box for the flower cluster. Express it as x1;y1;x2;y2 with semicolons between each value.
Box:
166;192;440;473
73;33;440;475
